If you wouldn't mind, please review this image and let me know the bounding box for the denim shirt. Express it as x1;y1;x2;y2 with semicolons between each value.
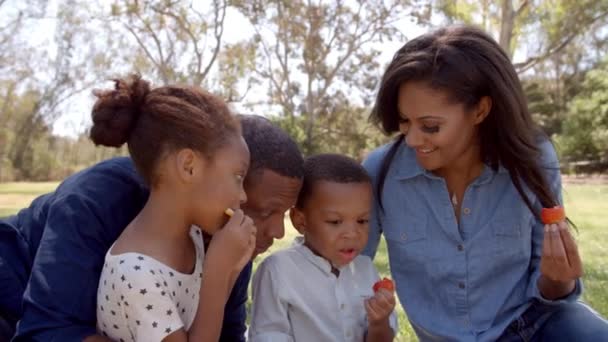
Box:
362;139;582;342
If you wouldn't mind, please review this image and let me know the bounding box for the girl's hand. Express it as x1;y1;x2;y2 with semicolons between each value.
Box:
207;209;256;273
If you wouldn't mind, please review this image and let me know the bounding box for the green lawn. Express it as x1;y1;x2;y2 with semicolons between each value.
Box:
1;181;607;341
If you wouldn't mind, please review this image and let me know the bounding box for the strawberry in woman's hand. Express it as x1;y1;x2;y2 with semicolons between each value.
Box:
373;277;395;293
541;206;565;224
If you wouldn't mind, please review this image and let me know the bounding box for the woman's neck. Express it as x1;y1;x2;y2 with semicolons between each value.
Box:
436;144;484;188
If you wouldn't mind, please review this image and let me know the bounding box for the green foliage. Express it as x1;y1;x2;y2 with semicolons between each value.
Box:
555;60;608;163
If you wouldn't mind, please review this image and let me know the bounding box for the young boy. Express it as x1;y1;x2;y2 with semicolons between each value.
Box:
249;154;398;341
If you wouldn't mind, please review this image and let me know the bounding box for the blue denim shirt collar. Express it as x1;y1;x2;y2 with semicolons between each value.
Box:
392;142;508;185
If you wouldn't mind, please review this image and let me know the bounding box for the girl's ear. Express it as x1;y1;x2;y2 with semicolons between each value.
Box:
290;207;307;234
175;148;202;183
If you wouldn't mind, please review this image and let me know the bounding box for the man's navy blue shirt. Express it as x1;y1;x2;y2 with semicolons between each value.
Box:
0;157;250;341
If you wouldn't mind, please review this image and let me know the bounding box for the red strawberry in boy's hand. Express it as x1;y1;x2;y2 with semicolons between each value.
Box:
541;206;566;224
373;277;394;293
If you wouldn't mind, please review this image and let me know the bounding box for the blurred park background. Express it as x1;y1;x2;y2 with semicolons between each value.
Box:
0;0;607;181
1;0;607;340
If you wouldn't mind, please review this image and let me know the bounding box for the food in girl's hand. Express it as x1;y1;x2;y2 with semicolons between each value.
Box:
373;277;395;293
225;208;235;217
541;206;565;224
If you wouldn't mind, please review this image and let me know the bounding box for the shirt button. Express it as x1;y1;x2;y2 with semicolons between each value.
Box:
401;232;407;241
463;208;471;215
457;244;464;251
340;303;345;310
458;282;466;289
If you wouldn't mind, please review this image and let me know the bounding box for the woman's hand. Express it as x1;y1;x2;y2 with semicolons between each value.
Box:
538;220;583;299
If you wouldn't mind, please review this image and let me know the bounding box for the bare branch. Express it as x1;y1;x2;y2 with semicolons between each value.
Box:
515;11;608;72
200;0;226;84
515;0;529;17
133;10;169;83
122;23;163;72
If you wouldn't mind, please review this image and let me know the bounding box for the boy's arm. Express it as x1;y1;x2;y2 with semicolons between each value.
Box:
248;258;294;342
365;258;398;342
366;320;394;342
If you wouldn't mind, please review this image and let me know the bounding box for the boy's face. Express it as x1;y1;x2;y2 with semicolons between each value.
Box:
291;181;371;267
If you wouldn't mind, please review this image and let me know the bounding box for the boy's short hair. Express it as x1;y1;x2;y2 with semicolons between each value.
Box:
239;114;304;180
296;153;371;208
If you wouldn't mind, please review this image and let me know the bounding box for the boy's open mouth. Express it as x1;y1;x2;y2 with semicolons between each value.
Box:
338;248;357;261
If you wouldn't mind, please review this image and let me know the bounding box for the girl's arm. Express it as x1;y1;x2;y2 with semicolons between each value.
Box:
185;210;256;342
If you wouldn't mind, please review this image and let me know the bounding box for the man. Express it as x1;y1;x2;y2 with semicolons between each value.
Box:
0;115;303;341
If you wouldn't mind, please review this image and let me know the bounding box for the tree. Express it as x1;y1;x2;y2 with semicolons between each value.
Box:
555;59;608;166
433;0;608;71
7;0;106;179
234;0;412;155
100;0;230;87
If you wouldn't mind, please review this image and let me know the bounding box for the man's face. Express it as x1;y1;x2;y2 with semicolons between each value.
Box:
241;169;302;258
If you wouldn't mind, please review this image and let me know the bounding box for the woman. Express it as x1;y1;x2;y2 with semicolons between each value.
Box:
363;25;608;341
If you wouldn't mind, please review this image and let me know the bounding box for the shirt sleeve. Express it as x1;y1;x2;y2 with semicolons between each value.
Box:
362;151;385;260
13;159;147;342
527;140;582;304
218;262;251;342
248;257;294;342
13;194;114;342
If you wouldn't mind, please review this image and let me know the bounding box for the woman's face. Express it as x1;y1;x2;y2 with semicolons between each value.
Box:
396;81;490;173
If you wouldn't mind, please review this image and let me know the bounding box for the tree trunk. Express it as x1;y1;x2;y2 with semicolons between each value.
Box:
499;0;515;57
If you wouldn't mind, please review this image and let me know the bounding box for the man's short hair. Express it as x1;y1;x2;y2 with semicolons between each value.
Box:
296;153;371;208
240;115;304;180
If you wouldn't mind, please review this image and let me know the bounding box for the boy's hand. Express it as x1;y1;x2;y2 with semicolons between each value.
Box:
365;288;395;326
207;209;256;273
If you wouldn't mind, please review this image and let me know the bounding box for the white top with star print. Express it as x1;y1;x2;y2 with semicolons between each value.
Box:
97;226;204;342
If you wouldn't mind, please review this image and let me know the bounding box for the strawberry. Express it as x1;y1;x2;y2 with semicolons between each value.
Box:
373;277;395;293
541;206;566;225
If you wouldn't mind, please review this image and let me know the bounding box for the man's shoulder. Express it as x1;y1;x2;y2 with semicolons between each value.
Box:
53;157;148;204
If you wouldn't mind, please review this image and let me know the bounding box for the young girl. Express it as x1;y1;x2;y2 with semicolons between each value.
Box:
363;26;608;341
93;75;256;342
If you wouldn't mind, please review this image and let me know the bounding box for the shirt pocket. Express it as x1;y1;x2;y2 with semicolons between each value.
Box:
382;214;429;263
492;206;533;259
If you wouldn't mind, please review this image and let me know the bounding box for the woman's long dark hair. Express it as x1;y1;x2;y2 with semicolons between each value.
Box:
371;26;559;219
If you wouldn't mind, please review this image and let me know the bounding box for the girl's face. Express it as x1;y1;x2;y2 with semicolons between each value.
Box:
396;81;490;173
188;135;250;234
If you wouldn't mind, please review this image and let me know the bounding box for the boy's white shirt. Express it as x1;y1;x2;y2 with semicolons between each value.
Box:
249;236;398;342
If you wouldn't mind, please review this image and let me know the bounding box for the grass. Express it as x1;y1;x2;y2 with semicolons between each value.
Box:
1;181;606;341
